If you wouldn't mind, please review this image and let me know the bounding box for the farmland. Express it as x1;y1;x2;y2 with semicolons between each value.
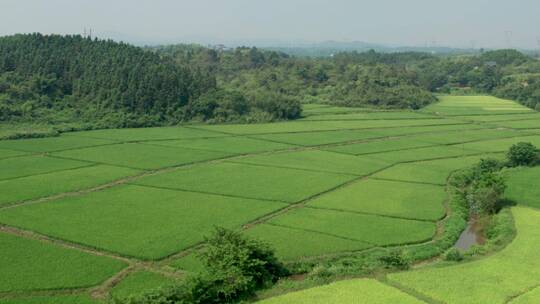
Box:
1;95;540;303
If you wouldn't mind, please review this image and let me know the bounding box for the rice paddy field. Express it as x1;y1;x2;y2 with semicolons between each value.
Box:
1;95;540;303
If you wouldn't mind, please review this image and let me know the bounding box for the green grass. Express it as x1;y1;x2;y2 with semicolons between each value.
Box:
194;118;465;135
0;185;287;260
231;150;390;176
0;136;116;153
0;295;99;304
302;111;438;121
53;142;231;170
0;155;91;181
110;271;176;300
324;137;436;155
268;208;436;246
493;119;540;129
505;167;540;209
454;113;540;122
406;128;530;145
372;155;493;185
0;148;28;159
251;124;477;146
245;224;371;260
0;165;139;206
171;253;205;273
308;179;446;221
68;126;226;141
422;95;532;115
459;136;540;152
302;104;371;115
388;207;540;304
510;286;540;304
149;136;293;154
133;162;355;203
0;232;126;292
371;145;480;163
257;279;424;304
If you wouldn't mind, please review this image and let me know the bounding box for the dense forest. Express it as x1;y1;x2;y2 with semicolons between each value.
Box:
1;34;539;133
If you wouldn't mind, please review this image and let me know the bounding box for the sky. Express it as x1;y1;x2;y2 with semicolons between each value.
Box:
1;0;539;49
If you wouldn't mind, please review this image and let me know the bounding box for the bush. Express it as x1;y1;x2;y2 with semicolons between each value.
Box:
444;248;464;262
507;142;539;167
379;250;410;270
121;228;285;304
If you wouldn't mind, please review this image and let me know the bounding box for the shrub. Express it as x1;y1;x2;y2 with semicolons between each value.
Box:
379;250;410;270
507;142;539;167
444;248;464;262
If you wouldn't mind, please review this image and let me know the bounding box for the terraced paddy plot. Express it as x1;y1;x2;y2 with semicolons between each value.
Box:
69;126;226;141
422;95;532;115
251;123;478;147
324;137;437;155
195;118;465;135
269;208;436;246
0;232;126;292
373;155;490;185
454;112;540;122
407;128;528;145
302;104;371;115
0;185;287;260
308;179;446;221
302;111;438;121
0;155;91;181
110;271;176;300
171;253;205;273
258;279;424;304
371;145;480;164
493;119;540;129
0;148;28;159
150;136;293;154
53;142;231;170
0;165;139;206
0;295;99;304
134;162;355;203
505;167;540;209
245;224;371;260
231;150;390;176
0;135;115;153
388;207;540;304
459;135;540;152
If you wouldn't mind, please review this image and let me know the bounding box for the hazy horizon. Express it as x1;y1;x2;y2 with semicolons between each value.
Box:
1;0;539;49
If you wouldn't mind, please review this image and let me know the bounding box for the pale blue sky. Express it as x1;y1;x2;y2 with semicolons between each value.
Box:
1;0;539;48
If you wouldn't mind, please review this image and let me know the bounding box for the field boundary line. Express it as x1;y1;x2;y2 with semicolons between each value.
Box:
304;205;442;223
378;277;444;304
505;284;540;304
224;159;363;177
0;163;97;183
129;183;292;205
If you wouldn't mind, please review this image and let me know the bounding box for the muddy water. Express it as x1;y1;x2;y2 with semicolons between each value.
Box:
455;215;486;251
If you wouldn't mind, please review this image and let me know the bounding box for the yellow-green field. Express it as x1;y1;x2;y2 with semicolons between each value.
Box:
1;95;539;303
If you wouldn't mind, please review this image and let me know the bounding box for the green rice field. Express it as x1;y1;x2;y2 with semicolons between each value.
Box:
1;95;540;303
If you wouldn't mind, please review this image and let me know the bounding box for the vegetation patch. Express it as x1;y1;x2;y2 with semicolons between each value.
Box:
0;295;99;304
0;155;91;181
308;179;446;221
70;127;226;142
110;271;177;301
53;142;231;170
268;208;436;246
244;224;372;260
0;185;287;260
150;136;293;154
372;145;480;163
0;135;115;152
505;166;540;209
0;165;139;206
257;279;424;304
0;231;126;292
231;150;390;176
133;162;355;203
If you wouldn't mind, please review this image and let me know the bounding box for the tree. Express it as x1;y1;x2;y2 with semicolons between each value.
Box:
507;142;539;167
